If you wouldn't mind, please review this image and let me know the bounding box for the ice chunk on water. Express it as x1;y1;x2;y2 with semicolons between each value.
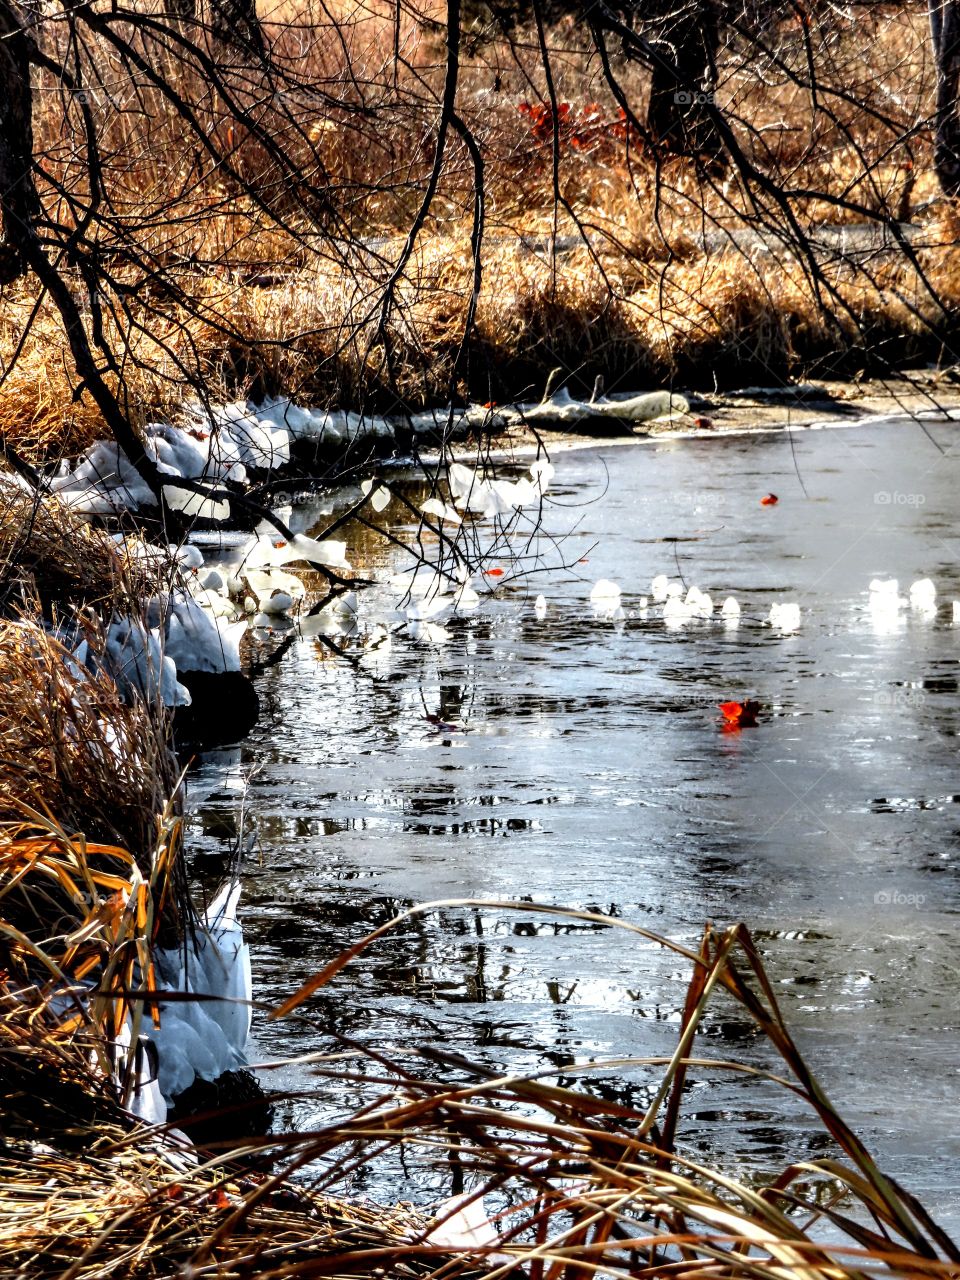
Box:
768;602;801;632
163;483;230;524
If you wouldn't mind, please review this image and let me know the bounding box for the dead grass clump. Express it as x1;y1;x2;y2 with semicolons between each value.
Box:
0;291;109;461
0;619;181;863
631;255;808;384
185;269;387;410
185;238;660;410
0;483;165;620
622;245;954;386
0;978;132;1146
0;1134;438;1280
0;284;211;463
468;242;652;398
0;815;193;1131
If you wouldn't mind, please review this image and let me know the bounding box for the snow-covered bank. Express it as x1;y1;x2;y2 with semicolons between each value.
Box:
44;376;960;527
44;389;689;522
4;436;564;741
48;399;413;520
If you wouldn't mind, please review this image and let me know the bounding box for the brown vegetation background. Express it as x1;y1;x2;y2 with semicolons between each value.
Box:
1;0;958;462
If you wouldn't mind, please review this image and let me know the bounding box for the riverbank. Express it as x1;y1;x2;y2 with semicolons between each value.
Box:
534;370;960;445
14;367;960;537
6;226;960;471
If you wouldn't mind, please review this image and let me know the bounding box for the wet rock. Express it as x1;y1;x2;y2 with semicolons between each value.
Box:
168;1067;274;1146
174;669;260;749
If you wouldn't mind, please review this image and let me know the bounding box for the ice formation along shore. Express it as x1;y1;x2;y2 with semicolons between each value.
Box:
43;390;688;519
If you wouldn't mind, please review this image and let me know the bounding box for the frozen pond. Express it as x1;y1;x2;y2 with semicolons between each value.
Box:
189;418;960;1228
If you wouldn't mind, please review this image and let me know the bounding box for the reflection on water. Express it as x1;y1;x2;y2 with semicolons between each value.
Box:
188;421;960;1224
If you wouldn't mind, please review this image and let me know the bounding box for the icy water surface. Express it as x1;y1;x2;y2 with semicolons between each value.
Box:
189;420;960;1225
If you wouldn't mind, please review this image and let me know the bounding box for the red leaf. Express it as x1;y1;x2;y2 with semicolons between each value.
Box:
719;699;761;730
760;493;778;506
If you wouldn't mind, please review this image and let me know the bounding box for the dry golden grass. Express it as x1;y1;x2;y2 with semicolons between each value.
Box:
3;896;958;1279
0;292;113;460
0;1132;436;1280
0;619;182;863
0;2;954;461
0;484;168;618
0;287;211;460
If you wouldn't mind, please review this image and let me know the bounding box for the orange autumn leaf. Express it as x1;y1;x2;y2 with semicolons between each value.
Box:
760;493;779;506
719;699;762;730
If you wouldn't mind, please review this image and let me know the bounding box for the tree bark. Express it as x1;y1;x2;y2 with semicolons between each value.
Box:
211;0;266;59
0;2;40;284
931;0;960;196
646;0;723;164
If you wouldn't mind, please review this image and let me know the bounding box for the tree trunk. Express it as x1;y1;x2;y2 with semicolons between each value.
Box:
0;4;168;504
170;0;265;60
211;0;266;59
0;2;40;283
646;0;723;164
931;0;960;196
